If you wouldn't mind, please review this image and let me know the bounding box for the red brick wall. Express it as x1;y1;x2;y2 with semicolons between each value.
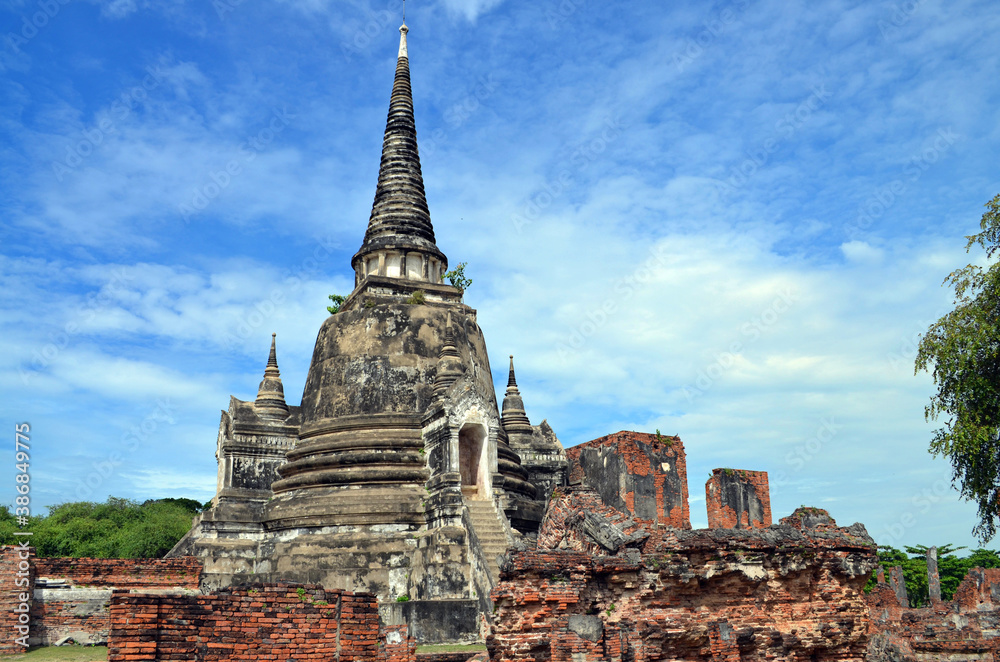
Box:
537;487;649;554
34;556;202;588
866;567;1000;659
490;525;877;662
705;468;772;529
0;547;204;650
0;544;34;655
108;583;416;662
566;430;690;528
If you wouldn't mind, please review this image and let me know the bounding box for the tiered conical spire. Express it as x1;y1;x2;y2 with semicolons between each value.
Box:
255;333;289;419
501;355;532;434
352;22;447;280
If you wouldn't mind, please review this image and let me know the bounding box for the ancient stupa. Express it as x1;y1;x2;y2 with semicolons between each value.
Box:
170;22;567;643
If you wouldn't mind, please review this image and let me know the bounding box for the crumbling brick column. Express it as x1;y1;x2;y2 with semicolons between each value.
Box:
566;430;690;528
927;546;942;606
889;566;909;608
0;545;33;655
705;468;771;529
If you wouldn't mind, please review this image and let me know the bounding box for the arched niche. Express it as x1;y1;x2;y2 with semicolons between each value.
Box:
458;422;489;500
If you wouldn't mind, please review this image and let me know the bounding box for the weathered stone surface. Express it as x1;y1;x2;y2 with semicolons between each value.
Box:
866;567;1000;661
166;32;557;636
537;487;649;555
501;356;567;527
490;510;877;662
567;430;690;528
890;565;910;608
927;545;942;605
706;467;772;529
780;505;838;531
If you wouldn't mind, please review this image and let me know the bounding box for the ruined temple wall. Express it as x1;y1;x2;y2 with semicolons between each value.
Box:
490;496;877;662
706;468;772;529
566;431;690;529
32;556;201;647
489;537;876;662
33;556;202;588
866;567;1000;661
108;583;417;662
0;547;203;650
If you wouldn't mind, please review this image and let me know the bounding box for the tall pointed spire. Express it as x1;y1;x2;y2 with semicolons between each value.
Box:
501;355;532;433
352;21;447;286
255;333;289;420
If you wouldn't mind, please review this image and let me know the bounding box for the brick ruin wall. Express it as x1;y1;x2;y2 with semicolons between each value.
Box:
108;583;418;662
0;543;33;655
0;547;203;652
489;489;878;661
566;431;690;529
706;468;772;529
0;547;426;661
866;566;1000;661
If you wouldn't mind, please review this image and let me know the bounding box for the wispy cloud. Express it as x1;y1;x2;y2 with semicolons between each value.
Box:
2;0;999;547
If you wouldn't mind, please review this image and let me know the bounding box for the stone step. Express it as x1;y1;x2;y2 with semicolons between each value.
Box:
464;498;510;583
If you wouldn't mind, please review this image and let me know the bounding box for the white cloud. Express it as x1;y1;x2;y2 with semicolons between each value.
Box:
97;0;138;18
841;240;885;263
437;0;503;22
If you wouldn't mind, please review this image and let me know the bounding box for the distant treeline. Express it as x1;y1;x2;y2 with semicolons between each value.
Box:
865;544;1000;607
0;496;208;558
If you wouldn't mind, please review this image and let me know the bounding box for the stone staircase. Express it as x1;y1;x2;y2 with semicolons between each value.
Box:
464;499;509;582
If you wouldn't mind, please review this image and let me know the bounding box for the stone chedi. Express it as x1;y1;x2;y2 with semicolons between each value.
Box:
170;23;567;643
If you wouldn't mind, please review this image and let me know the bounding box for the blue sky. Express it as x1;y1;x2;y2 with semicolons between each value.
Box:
2;0;999;550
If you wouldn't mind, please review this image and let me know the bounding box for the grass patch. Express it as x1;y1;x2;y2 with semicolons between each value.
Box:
4;647;108;661
415;643;487;653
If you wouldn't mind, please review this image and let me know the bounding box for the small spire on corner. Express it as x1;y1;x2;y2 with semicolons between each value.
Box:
266;333;279;371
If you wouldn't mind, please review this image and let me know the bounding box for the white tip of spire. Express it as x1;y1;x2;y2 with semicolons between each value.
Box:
398;23;408;59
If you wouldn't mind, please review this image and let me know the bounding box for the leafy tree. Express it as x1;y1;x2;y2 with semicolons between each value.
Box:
442;262;472;291
327;294;346;315
0;496;201;558
916;193;1000;542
